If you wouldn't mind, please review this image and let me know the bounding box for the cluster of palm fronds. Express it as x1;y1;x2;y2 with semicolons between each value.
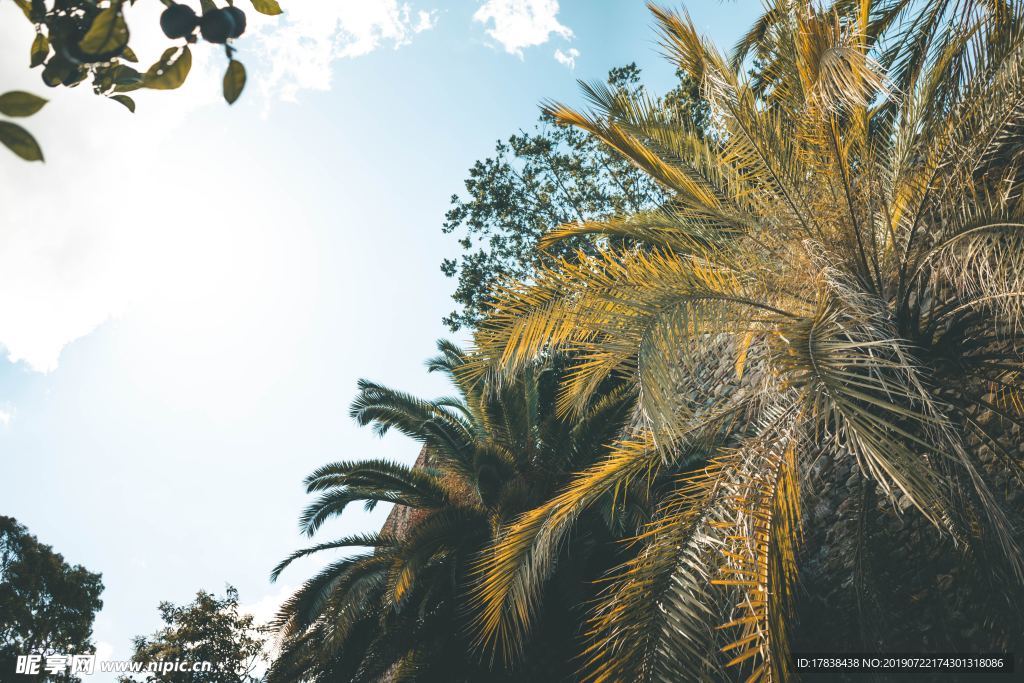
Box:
267;342;642;681
271;0;1024;681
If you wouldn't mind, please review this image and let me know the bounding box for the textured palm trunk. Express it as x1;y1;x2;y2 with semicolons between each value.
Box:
380;446;433;541
377;446;432;683
792;416;1024;680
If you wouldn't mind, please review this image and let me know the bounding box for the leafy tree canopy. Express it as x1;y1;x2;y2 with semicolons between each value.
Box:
2;0;283;161
440;63;710;331
0;516;104;683
122;586;266;683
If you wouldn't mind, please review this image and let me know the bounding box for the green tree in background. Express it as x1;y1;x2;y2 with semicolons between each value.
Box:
121;586;266;683
2;0;284;161
441;63;710;331
0;516;104;683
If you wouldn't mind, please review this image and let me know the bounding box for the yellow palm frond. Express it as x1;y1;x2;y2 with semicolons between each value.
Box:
471;434;661;661
582;404;802;682
466;0;1024;676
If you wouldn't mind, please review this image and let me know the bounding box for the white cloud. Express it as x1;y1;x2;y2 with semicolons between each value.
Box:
0;408;11;427
473;0;572;57
0;1;440;374
240;584;294;627
251;2;438;102
414;9;438;33
0;3;225;373
553;47;579;70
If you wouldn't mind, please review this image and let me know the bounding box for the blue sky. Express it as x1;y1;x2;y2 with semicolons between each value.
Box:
0;0;760;673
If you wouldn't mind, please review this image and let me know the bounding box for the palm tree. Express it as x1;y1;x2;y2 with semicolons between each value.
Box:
268;341;638;682
468;1;1024;680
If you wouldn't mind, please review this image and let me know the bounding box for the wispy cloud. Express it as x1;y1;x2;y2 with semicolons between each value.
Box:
473;0;572;57
252;2;439;102
553;47;579;70
241;584;294;627
0;2;234;373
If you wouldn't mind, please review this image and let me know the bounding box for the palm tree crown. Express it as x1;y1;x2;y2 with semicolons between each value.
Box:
268;341;638;682
468;1;1024;680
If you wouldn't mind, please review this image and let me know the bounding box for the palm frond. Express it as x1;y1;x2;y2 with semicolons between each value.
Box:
271;533;395;582
471;435;662;661
299;460;449;536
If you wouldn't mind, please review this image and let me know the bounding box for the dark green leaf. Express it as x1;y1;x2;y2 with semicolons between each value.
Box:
110;94;136;113
111;65;142;86
79;6;130;56
112;83;143;94
223;60;246;104
142;46;192;90
200;0;217;13
121;46;139;63
30;33;49;68
0;121;44;162
249;0;282;15
0;91;48;117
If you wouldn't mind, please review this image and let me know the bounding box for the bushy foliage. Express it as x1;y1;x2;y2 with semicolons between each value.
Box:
0;516;104;683
441;64;710;331
122;586;266;683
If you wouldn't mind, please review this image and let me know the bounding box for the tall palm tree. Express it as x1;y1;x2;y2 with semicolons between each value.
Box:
468;1;1024;680
268;341;638;682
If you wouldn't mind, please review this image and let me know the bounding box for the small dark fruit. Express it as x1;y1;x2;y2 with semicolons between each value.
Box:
224;6;246;38
160;4;199;39
200;8;236;44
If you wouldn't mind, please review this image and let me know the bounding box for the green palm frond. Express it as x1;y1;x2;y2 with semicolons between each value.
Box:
273;551;390;636
350;379;473;443
271;533;395;582
304;459;447;496
299;460;449;536
273;340;638;681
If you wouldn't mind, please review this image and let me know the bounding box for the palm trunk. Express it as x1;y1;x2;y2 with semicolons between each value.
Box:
793;417;1024;680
